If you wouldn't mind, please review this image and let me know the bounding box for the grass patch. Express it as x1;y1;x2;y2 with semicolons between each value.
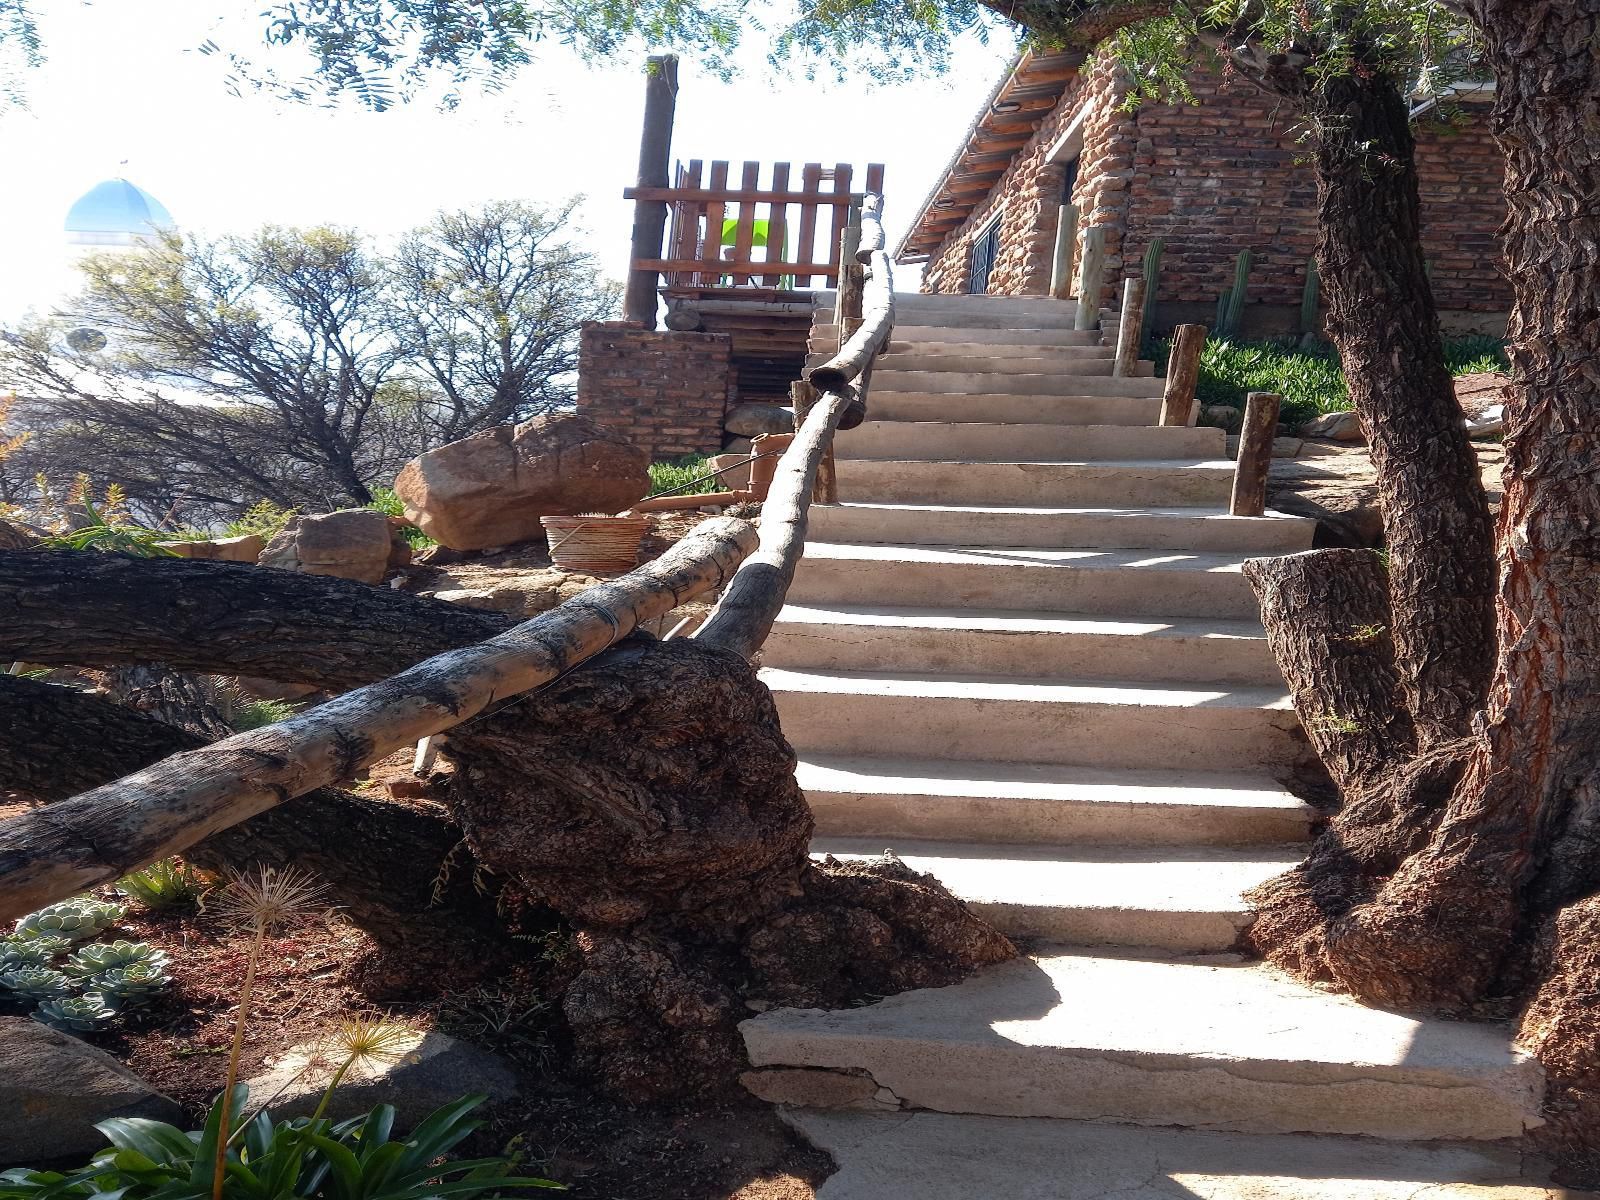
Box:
648;454;719;497
1154;335;1509;431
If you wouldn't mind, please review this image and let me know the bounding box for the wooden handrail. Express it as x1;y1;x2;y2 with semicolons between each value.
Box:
0;519;756;919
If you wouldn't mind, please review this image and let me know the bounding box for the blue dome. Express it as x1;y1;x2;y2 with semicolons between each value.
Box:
65;178;175;245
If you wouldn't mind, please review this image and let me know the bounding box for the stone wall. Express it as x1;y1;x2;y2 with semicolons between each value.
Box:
576;322;736;461
919;64;1510;323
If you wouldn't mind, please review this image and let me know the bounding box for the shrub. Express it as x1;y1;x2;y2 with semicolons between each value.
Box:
365;487;434;549
647;454;718;498
117;859;207;909
223;500;297;542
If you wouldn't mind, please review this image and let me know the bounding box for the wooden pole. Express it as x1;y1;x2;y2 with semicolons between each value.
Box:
696;387;859;661
1161;323;1207;427
1230;391;1282;517
1049;204;1078;301
0;518;755;919
791;379;835;503
622;54;679;328
1073;225;1107;331
1112;276;1146;378
835;218;865;341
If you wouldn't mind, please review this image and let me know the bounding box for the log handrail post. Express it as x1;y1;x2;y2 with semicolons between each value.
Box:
622;55;679;328
1073;225;1107;332
1230;391;1282;517
1161;323;1207;427
790;379;835;503
1112;276;1146;378
1050;203;1079;301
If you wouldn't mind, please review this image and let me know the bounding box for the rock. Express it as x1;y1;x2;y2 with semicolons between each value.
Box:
1299;410;1365;442
1454;370;1510;418
0;1016;182;1166
1466;403;1505;439
724;402;794;438
1268;475;1385;548
243;1029;519;1123
1202;405;1240;432
423;571;600;619
394;413;650;552
740;1067;894;1110
1226;436;1304;460
0;519;40;550
705;452;750;487
259;509;397;585
154;533;264;563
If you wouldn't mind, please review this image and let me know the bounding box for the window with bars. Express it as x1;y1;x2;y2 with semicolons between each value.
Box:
968;216;1002;295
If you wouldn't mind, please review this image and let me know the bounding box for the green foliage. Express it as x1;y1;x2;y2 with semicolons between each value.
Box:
89;963;173;1010
0;935;70;970
1155;334;1510;430
648;455;718;498
0;1089;561;1200
15;898;125;943
231;698;300;732
1300;258;1321;336
34;994;117;1033
117;859;207;910
365;487;434;550
1140;239;1165;353
4;902;173;1031
224;501;298;542
63;941;170;980
1216;250;1252;338
0;967;72;1002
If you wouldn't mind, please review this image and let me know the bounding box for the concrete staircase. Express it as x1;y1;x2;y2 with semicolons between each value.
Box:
745;292;1547;1197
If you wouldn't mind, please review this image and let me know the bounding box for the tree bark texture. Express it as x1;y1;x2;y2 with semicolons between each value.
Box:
0;673;520;992
1312;72;1496;745
443;637;1017;1101
0;550;510;690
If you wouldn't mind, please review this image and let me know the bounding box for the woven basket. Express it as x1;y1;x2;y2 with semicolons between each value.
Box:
540;514;649;574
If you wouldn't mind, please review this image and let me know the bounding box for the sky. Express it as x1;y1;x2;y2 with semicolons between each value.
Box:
0;1;1020;322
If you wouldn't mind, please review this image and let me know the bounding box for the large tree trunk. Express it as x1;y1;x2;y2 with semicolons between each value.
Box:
1312;71;1497;743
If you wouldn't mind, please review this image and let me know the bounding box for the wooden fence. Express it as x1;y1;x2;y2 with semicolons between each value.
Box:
626;160;886;289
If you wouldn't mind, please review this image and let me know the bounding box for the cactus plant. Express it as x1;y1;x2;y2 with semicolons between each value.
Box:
63;939;169;980
14;898;125;943
0;934;70;971
34;994;117;1033
1;966;73;1002
1140;238;1165;353
93;962;172;1009
1300;256;1321;336
1218;248;1252;337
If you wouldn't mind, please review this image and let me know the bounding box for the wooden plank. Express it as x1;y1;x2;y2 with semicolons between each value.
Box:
624;186;860;206
795;163;823;288
1230;392;1282;517
703;160;729;279
1161;324;1207;427
673;158;703;286
633;257;840;276
864;163;885;197
826;164;854;272
731;160;760;285
763;162;791;287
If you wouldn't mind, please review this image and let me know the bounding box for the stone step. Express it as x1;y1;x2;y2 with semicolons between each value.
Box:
875;370;1166;398
811;324;1104;347
789;543;1265;619
810;839;1301;951
869;391;1162;426
741;949;1543;1141
813;290;1080;316
796;755;1315;847
835;458;1234;506
836;421;1223;463
761;668;1305;772
812;351;1129;377
808;502;1316;554
781;1109;1556;1200
883;341;1118;360
767;603;1283;684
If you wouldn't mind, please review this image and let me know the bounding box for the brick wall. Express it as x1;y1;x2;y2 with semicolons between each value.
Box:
920;64;1510;321
576;322;736;461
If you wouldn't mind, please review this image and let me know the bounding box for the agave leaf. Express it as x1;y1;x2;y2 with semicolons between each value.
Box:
94;1119;196;1168
304;1135;363;1200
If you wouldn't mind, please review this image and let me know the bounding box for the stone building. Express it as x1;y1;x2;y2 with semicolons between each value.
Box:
899;50;1508;335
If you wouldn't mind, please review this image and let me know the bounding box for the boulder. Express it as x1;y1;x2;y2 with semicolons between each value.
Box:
0;519;40;550
1299;410;1365;442
394;413;650;552
1202;404;1241;432
258;509;400;585
1454;370;1511;418
1465;403;1506;440
0;1016;182;1167
724;402;794;438
243;1029;519;1123
155;533;264;563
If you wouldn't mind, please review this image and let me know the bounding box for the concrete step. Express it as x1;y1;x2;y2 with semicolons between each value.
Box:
741;949;1544;1141
782;1110;1557;1200
872;354;1144;377
836;421;1223;463
882;341;1117;360
767;603;1283;684
869;391;1161;425
761;668;1305;772
835;458;1235;506
875;370;1166;398
812;324;1104;348
796;755;1315;847
788;543;1266;619
813;291;1080;317
810;839;1301;950
808;502;1316;554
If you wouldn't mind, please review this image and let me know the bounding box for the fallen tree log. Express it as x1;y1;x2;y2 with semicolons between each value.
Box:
0;517;756;918
0;550;510;690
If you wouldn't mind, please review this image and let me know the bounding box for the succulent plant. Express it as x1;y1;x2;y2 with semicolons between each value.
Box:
15;898;125;943
63;940;169;980
1;966;74;1002
0;934;70;971
92;963;172;1008
34;994;117;1033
